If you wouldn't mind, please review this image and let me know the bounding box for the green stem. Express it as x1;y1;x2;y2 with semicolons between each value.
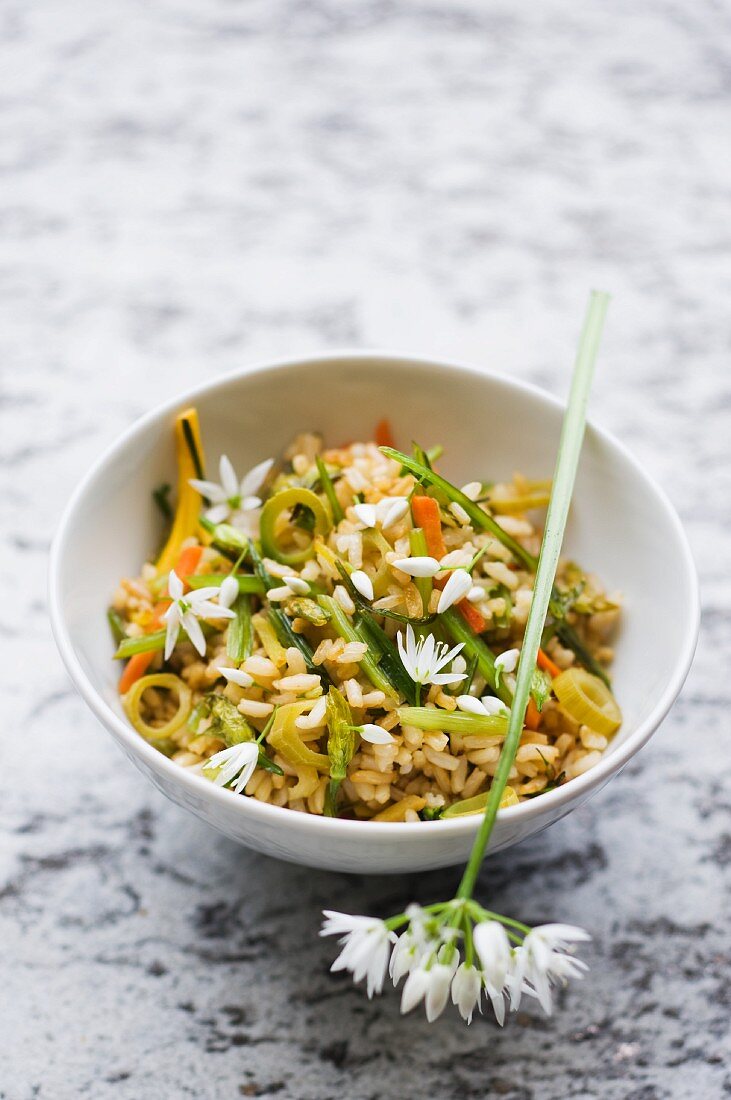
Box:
456;290;609;900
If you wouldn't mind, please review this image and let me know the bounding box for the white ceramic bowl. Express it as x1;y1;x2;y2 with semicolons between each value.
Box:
49;353;699;873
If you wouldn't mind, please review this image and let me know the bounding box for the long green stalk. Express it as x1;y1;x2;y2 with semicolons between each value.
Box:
456;290;610;898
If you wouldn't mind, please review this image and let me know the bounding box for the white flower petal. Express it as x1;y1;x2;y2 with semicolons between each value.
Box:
353;503;377;528
219;666;254;688
495;647;520;674
380;498;409;529
359;723;395;745
351;570;374;601
451;963;482;1024
473;920;512;992
193;600;236;620
219;455;240;499
429;671;468;686
282;576;310;595
437;569;473;613
456;695;488;716
218;575;240;609
460;481;482;501
188;478;227;503
163;607;181;660
400;966;430;1015
267;585;294;602
240;495;262;512
392;556;441;578
480;696;510;716
240;457;274;497
425;964;453;1022
205;502;231;525
467;585;485;602
182;611;207;656
168;570;184;600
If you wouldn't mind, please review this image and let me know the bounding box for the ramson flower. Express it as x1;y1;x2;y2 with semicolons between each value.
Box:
320;911;397;998
508;923;590;1014
357;723;395;745
451;963;483;1024
203;741;259;794
437;568;473;613
163;570;236;659
189;454;273;527
473;919;513;992
401;961;456;1022
397;625;466;688
350;570;374;601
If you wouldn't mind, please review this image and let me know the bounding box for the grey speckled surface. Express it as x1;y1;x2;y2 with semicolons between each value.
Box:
1;2;729;1098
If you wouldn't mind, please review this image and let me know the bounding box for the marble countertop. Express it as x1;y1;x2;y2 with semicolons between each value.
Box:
2;1;729;1097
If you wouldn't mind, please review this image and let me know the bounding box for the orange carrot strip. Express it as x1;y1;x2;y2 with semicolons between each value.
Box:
537;647;562;679
411;495;446;561
524;698;542;730
118;652;155;694
374;419;395;448
174;543;203;581
457;599;487;634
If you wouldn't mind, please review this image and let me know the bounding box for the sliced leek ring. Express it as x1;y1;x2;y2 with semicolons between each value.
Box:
259;487;331;565
553;667;622;735
442;785;519;819
123;673;192;745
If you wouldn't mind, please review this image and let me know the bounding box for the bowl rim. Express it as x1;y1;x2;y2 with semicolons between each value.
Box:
49;349;701;843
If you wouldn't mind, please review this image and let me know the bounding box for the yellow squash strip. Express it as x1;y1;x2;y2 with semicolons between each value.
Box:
552;667;622;735
371;795;426;822
252;612;288;667
122;673;192;744
156;408;207;575
267;701;330;772
442;785;519;819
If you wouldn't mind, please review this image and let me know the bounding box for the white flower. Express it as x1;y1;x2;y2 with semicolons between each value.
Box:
473;920;513;992
268;585;295;601
460;481;482;501
219;666;254;688
218;575;240;609
378;497;409;529
189;454;273;527
353;503;377;528
451;655;467;677
400;962;455;1021
456;695;487;716
358;723;395;745
495;647;520;674
467;585;485;602
203;741;259;794
397;624;466;688
481;696;510;716
392;556;441;577
282;575;310;595
509;924;590;1014
320;911;397;998
451;963;483;1024
437;568;473;613
351;570;374;601
162;570;236;659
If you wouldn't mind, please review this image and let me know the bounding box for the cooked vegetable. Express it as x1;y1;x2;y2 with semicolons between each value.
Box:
410;494;447;560
174;543;203;581
318;594;401;700
252;611;288;667
442;785;519;818
555;620;611;687
260;487;331;565
353;610;419;704
372;795;427;821
156;408;207;575
440;607;512;706
227;594;253;663
198;517;249;559
118;651;156;694
325;687;356;815
267;702;330;772
188;573;265;595
398;706;508;738
107;607;127;645
315;455;344;524
122;673;192;747
289;597;330;626
552;667;622;735
205;694;282;774
409;527;432;614
537;647;562;679
385;448;535;571
374;419;395;448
